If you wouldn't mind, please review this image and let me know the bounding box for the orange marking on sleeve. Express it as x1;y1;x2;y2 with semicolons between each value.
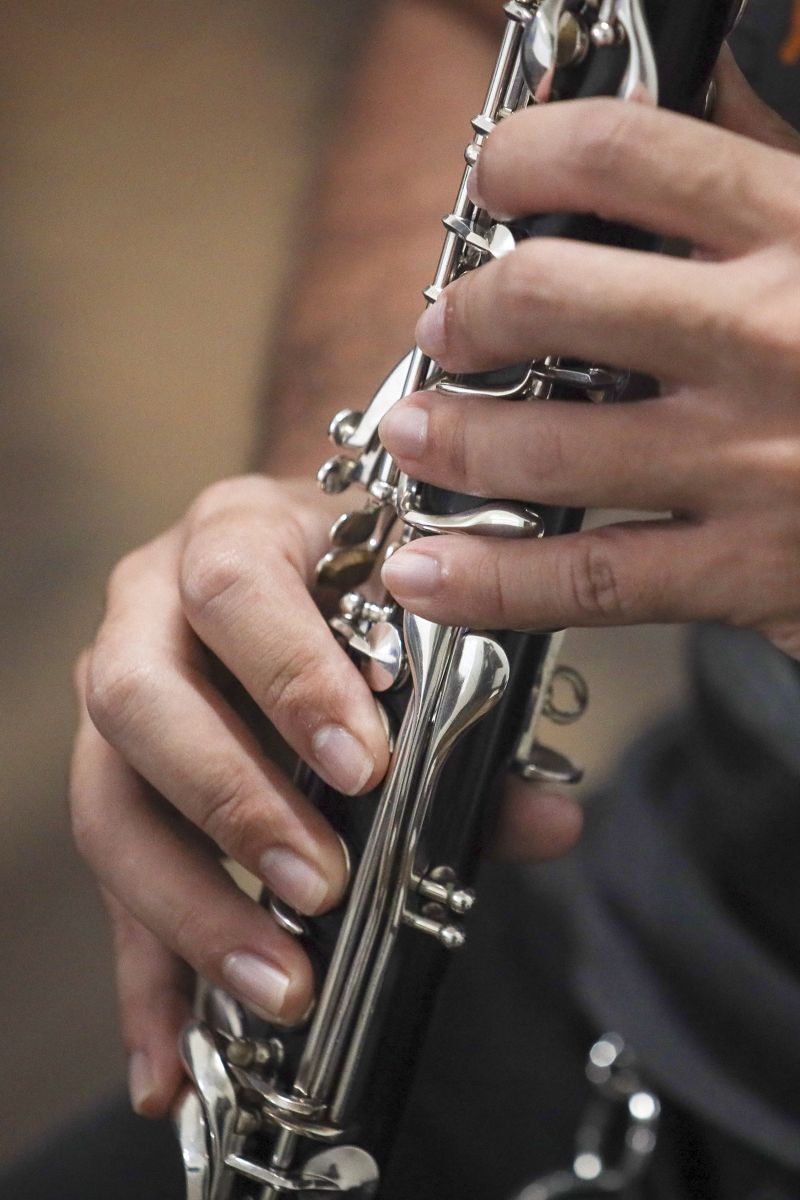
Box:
780;0;800;65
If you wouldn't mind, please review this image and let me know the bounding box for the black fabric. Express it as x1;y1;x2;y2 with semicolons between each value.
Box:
573;715;800;1172
4;864;800;1200
0;1097;182;1200
389;858;800;1199
730;0;800;126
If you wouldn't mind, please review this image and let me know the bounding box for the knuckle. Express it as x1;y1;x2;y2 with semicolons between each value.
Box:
170;904;209;971
179;532;249;620
85;644;158;741
261;643;322;723
717;256;800;381
186;475;269;528
436;402;470;484
566;531;627;621
572;100;638;183
195;757;259;851
522;414;569;495
738;437;800;507
476;547;509;628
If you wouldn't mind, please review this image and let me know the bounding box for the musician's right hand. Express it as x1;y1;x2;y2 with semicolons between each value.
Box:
69;474;582;1121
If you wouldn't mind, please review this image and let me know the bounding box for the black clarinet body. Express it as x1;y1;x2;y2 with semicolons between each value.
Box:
176;4;746;1198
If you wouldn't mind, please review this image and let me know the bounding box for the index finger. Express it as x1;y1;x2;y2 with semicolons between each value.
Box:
470;97;800;257
179;481;390;798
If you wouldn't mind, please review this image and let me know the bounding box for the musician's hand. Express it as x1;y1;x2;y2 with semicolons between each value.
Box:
70;476;581;1120
380;52;800;659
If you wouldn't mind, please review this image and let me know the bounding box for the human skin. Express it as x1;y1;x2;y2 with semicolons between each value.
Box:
381;51;800;657
70;0;579;1120
69;8;800;1122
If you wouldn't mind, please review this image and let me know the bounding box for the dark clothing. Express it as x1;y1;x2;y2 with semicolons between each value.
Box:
0;1104;183;1200
731;0;800;123
574;654;800;1174
4;3;800;1198
5;857;800;1200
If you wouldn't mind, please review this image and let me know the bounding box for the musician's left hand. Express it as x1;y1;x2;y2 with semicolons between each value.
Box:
380;52;800;659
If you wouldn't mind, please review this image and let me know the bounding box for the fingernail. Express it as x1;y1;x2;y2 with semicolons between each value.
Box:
128;1050;156;1116
260;846;331;915
223;952;290;1020
382;550;441;598
467;163;514;221
380;404;429;460
311;725;374;795
416;299;447;359
466;164;485;208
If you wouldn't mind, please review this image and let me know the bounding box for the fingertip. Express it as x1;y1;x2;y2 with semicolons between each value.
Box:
379;399;429;463
128;1046;185;1119
381;546;442;602
310;723;382;798
222;948;314;1030
415;297;448;361
493;779;584;863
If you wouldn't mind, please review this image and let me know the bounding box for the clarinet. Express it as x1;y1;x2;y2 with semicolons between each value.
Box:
176;3;747;1197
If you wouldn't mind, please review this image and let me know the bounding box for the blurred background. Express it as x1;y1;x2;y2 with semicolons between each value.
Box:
0;0;683;1166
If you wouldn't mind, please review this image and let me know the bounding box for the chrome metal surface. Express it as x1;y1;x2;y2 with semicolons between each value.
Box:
514;1036;661;1200
200;985;247;1043
176;1088;212;1200
443;214;517;261
180;1023;243;1200
522;0;658;104
435;364;536;400
543;665;590;726
516;743;584;785
530;362;627;395
418;870;476;915
330;617;407;693
399;494;545;539
729;0;751;33
330;507;381;547
403;910;467;949
319;616;508;1126
226;1037;283;1071
521;0;571;103
331;352;415;452
513;631;567;767
226;1146;379;1196
270;896;308;938
176;1;671;1192
615;0;659;102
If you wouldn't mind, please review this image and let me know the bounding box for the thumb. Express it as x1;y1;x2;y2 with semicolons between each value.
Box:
713;44;800;153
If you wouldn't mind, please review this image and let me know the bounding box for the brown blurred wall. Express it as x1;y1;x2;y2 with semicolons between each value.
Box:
0;0;359;1158
0;0;683;1166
